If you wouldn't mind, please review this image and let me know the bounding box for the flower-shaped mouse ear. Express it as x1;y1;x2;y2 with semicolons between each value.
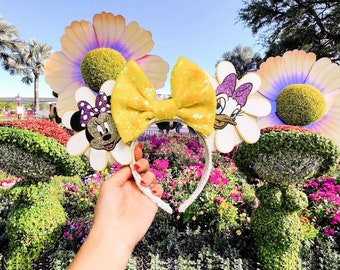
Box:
62;81;132;171
207;61;271;154
111;56;216;213
44;11;169;118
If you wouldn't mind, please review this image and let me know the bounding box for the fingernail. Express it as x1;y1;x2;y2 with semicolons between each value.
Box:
141;179;146;185
152;189;157;195
138;142;143;149
133;163;140;170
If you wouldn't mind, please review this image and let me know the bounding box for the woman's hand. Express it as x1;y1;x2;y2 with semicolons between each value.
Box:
68;143;163;270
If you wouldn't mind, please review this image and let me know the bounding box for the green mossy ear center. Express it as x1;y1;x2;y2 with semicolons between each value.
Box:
80;48;126;92
276;84;326;126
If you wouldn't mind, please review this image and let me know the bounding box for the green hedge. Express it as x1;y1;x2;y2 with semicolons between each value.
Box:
0;127;87;181
5;181;66;270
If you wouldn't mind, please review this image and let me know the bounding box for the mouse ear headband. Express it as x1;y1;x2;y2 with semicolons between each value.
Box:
111;56;216;213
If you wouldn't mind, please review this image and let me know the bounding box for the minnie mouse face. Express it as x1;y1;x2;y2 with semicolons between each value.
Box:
62;86;132;171
85;112;121;151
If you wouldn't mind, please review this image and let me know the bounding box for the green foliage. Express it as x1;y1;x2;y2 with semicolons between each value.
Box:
283;187;308;212
80;48;126;92
218;45;263;78
48;249;75;270
301;236;340;269
276;84;326;126
252;185;305;270
5;181;66;270
238;0;340;62
0;143;58;181
233;129;340;185
0;127;87;180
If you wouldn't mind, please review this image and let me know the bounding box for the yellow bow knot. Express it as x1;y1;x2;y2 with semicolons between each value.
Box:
152;99;178;121
111;56;216;144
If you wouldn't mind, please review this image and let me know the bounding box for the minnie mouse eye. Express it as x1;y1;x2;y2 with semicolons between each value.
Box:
97;125;104;136
104;122;110;133
216;96;226;115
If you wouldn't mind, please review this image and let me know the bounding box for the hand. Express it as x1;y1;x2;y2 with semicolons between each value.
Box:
92;142;163;246
68;143;163;270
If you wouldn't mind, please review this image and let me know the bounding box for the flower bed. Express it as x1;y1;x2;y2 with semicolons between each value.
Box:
0;125;339;269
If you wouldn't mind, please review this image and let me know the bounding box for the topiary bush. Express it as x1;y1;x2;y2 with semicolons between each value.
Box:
0;127;88;181
0;143;58;181
233;125;340;270
233;126;339;186
5;181;66;270
251;184;308;269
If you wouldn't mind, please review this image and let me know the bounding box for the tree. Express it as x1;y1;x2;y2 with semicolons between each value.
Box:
238;0;340;63
0;17;23;67
3;39;52;113
217;45;262;78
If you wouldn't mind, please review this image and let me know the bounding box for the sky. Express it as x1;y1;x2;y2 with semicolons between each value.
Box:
0;0;262;98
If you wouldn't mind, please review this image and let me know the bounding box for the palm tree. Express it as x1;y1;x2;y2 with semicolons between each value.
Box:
0;17;23;66
217;45;262;78
3;39;52;112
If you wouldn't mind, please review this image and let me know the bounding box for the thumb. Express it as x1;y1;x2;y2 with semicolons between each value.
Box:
106;165;133;187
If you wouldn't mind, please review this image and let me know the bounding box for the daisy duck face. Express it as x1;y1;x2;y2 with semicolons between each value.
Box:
63;80;132;171
208;61;271;154
214;73;250;129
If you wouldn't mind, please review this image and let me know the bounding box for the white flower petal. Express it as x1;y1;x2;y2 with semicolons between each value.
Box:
89;148;108;171
216;61;236;84
238;72;261;94
306;57;340;94
56;89;80;117
44;52;82;93
66;131;89;156
236;116;261;143
120;21;154;59
214;124;238;153
136;55;170;89
75;87;97;105
109;140;132;165
62;111;77;129
100;80;115;96
61;20;98;62
206;132;217;152
93;12;126;48
242;95;271;117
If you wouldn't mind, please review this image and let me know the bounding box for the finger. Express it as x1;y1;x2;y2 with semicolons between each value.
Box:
151;184;163;198
105;165;132;187
140;171;156;187
134;142;143;161
133;158;150;173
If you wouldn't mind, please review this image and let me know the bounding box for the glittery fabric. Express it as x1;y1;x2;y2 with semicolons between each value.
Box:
111;56;216;144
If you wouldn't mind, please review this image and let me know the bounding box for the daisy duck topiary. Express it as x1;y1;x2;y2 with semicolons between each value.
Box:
233;50;340;270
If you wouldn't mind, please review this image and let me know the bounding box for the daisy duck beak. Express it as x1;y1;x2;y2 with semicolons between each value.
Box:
214;114;237;129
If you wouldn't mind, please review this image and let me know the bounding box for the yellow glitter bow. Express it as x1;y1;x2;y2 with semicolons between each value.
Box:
111;56;216;144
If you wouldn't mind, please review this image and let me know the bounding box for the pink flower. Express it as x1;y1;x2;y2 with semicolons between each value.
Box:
331;212;340;225
214;196;225;205
324;228;336;235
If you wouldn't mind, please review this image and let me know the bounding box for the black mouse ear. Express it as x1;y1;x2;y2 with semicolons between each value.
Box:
70;111;85;132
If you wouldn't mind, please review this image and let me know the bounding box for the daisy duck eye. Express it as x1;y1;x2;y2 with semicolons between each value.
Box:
230;107;241;120
216;96;226;115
